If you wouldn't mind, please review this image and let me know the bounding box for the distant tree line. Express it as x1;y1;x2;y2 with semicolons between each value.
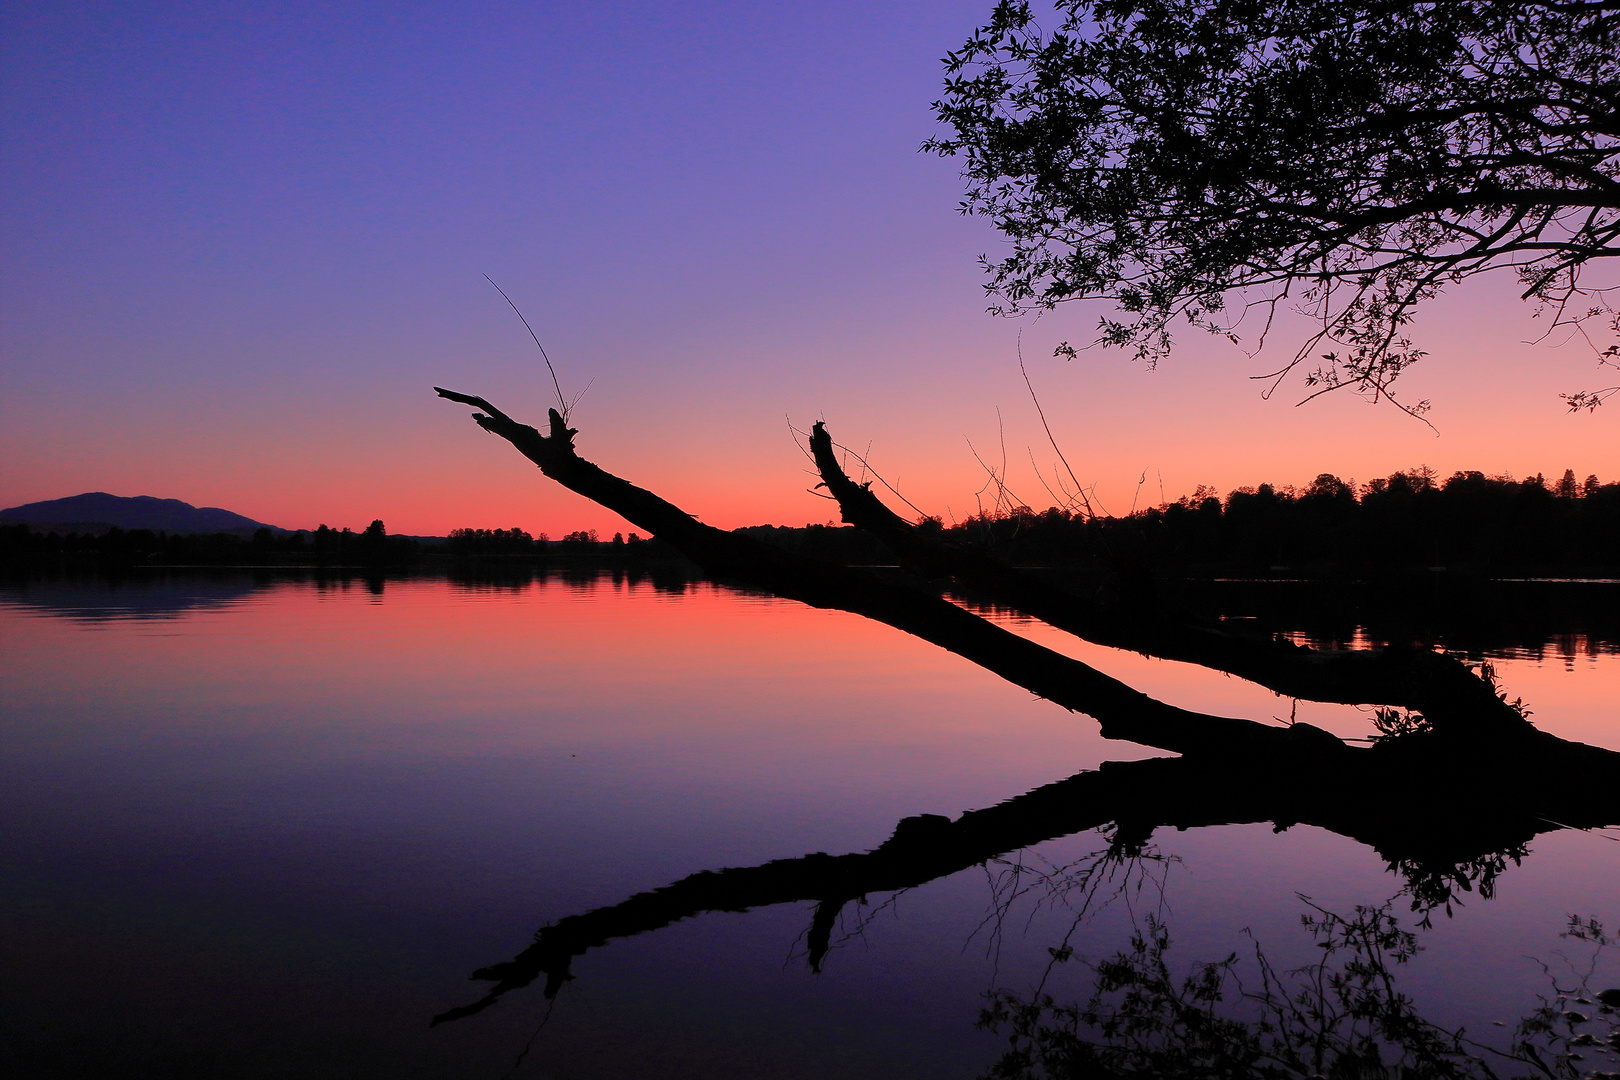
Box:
443;528;663;556
7;469;1616;573
442;527;651;555
0;519;669;567
0;519;416;567
948;468;1620;573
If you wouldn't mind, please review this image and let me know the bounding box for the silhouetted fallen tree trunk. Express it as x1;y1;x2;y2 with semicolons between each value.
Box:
807;422;1528;737
431;744;1620;1023
432;389;1614;765
433;390;1333;760
432;389;1620;1026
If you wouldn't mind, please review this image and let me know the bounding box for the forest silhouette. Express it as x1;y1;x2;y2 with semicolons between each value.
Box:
4;466;1617;574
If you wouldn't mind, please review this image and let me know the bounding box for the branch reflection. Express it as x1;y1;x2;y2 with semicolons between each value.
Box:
435;751;1619;1026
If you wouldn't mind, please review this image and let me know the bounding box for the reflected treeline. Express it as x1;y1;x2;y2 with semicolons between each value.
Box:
1175;577;1620;662
980;906;1619;1080
433;750;1620;1024
956;575;1620;663
0;567;413;618
0;565;713;621
437;561;706;596
0;571;269;621
8;569;1617;663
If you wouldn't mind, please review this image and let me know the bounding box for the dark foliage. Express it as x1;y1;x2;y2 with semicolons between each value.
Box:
0;521;680;567
980;904;1619;1080
445;526;547;556
0;521;417;567
950;469;1620;572
558;529;600;552
928;0;1620;410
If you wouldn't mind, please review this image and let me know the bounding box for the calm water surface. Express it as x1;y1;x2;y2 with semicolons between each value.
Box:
2;573;1617;1078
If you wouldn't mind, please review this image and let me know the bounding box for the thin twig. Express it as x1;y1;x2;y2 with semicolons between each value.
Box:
1029;447;1078;513
485;274;571;422
1020;358;1096;519
966;436;1034;519
500;990;562;1079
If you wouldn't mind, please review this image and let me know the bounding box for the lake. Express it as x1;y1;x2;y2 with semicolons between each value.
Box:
3;570;1617;1078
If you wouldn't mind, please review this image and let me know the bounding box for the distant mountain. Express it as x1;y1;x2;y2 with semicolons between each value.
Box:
0;493;285;535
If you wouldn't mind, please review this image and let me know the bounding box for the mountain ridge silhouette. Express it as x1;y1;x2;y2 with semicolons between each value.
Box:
0;492;285;535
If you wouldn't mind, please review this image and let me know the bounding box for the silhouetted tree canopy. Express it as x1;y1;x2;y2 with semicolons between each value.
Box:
946;467;1620;571
446;526;542;556
928;0;1620;411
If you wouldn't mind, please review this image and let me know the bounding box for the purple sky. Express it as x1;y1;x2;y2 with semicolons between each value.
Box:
4;1;1616;535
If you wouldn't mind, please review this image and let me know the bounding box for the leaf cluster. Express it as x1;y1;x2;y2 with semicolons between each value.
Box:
929;1;1620;410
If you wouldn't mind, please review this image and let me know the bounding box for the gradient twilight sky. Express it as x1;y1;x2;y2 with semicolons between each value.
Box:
3;2;1617;536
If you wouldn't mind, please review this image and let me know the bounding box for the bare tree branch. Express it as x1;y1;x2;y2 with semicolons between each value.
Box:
807;420;1532;736
434;388;1328;759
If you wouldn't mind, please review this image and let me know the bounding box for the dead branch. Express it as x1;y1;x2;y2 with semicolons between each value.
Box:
434;389;1356;759
807;421;1532;739
433;744;1620;1023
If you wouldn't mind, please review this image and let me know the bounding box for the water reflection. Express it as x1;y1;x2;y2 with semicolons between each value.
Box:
0;564;713;621
2;571;1617;1077
1176;578;1620;664
980;906;1619;1080
12;569;1615;658
0;574;266;621
435;744;1616;1021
